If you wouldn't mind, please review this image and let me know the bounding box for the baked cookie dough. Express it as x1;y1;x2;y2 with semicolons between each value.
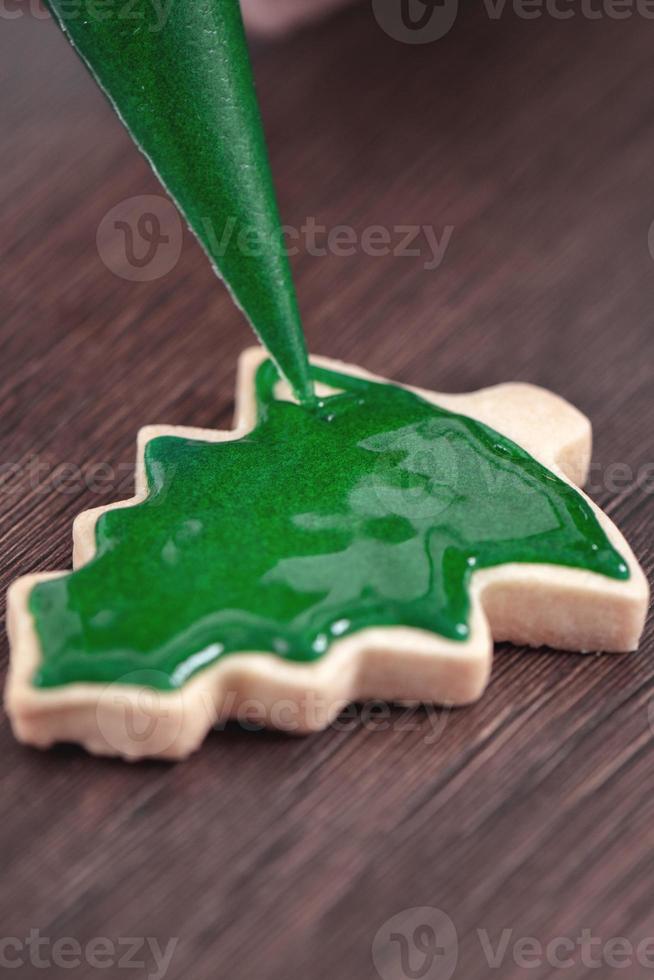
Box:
5;349;648;759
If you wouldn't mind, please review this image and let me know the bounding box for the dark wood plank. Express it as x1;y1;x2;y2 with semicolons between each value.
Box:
1;5;653;980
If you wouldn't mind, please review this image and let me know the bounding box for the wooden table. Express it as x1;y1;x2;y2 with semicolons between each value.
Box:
1;5;653;979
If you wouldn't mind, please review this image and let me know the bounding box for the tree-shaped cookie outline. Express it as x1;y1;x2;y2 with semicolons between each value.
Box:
5;349;649;759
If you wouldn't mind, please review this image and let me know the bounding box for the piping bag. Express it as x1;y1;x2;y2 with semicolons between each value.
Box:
45;0;314;404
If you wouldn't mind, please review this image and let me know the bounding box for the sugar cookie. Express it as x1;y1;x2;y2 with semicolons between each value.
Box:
5;349;648;759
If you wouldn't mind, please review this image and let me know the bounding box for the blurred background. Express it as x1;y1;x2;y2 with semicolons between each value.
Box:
243;0;356;34
1;2;653;979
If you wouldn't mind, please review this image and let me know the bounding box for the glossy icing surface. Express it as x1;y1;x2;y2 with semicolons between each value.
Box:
46;0;313;403
30;361;629;690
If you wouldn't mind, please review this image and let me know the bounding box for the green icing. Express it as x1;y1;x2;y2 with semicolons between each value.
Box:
30;360;629;690
45;0;313;403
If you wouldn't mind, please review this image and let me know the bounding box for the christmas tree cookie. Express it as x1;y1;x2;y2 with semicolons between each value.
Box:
5;349;648;759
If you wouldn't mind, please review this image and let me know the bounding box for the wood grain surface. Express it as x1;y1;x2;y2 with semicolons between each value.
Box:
1;5;653;979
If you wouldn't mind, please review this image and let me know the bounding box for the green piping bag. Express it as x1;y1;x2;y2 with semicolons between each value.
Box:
45;0;314;403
